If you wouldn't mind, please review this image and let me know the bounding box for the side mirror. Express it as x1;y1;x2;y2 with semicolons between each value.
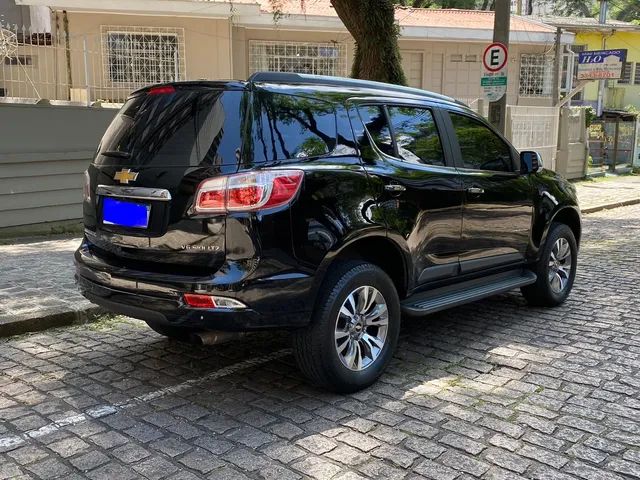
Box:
520;151;543;174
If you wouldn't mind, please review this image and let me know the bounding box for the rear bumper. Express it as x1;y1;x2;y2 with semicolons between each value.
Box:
75;242;313;331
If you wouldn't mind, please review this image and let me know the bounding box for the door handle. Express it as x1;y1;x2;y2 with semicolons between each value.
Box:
384;184;406;193
467;187;485;195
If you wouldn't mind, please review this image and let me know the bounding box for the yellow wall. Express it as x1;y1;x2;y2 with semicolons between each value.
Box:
576;30;640;109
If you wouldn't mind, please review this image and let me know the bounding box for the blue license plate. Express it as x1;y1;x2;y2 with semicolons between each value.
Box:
102;197;150;229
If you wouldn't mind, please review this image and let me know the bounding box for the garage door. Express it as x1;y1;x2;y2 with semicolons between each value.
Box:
401;51;424;89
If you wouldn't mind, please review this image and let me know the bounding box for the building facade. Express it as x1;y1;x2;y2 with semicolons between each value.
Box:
2;0;574;107
541;16;640;110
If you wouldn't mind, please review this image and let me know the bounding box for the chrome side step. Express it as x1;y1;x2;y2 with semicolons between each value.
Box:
401;270;537;317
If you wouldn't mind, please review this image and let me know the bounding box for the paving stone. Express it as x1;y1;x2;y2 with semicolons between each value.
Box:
87;462;138;480
295;434;337;454
371;444;419;468
483;447;531;474
261;441;306;464
69;451;110;471
440;450;490;476
413;459;460;480
133;457;179;479
178;448;226;473
291;457;342;480
2;204;640;480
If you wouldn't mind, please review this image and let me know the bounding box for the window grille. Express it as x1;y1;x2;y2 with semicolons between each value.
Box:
101;26;186;87
635;63;640;85
248;40;347;77
519;54;554;98
618;62;633;85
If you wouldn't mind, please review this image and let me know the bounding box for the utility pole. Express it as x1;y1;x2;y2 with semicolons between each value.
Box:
596;0;608;117
552;27;563;106
489;0;511;134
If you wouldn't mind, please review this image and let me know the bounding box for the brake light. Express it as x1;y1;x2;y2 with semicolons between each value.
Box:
195;170;303;213
148;85;175;95
184;293;216;308
183;293;247;309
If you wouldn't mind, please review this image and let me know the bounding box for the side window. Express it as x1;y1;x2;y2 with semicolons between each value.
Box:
387;106;445;166
251;92;337;162
450;113;514;172
356;105;394;156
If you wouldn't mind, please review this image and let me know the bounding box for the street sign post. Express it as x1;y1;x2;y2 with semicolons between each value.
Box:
577;49;628;80
482;42;508;103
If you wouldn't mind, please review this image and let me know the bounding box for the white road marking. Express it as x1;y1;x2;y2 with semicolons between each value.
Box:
0;349;290;449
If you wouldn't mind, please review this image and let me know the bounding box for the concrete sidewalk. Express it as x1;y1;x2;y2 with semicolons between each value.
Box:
0;238;103;336
575;175;640;213
1;175;639;337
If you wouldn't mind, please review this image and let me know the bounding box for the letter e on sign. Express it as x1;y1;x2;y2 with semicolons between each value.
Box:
483;43;508;73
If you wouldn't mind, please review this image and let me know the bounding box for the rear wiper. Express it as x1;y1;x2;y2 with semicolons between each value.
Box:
101;151;131;159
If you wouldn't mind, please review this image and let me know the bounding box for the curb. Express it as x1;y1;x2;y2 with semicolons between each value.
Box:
581;197;640;214
0;306;107;338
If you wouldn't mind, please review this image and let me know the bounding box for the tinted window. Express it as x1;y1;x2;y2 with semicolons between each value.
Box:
387;106;444;166
357;105;394;156
450;113;514;172
96;89;245;167
251;92;337;162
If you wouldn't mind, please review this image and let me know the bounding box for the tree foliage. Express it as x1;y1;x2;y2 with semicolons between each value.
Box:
538;0;639;22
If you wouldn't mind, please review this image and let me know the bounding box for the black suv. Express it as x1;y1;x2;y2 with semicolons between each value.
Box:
76;72;581;392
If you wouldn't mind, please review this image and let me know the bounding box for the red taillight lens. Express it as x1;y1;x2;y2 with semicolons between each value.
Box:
228;185;265;210
183;293;216;308
148;85;176;95
266;173;305;209
195;170;303;214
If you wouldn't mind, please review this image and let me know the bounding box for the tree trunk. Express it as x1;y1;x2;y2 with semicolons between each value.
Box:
330;0;407;85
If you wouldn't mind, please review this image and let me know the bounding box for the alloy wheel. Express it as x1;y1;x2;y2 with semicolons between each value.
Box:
334;286;389;371
548;237;572;294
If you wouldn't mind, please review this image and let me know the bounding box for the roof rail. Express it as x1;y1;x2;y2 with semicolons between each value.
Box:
248;72;460;104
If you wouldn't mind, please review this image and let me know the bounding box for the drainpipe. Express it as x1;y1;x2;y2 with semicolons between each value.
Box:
596;0;608;117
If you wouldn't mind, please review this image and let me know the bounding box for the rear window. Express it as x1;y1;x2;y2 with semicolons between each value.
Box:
249;91;337;163
95;89;246;166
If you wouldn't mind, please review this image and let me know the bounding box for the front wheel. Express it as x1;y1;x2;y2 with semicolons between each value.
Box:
293;261;401;393
521;223;578;307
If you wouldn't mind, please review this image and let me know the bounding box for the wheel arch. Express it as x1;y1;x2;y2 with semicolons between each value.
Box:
310;234;411;307
537;206;582;250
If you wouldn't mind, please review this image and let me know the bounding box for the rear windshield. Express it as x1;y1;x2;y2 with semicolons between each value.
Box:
249;91;337;164
95;89;246;167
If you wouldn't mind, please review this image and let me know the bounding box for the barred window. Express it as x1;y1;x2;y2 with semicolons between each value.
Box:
635;63;640;85
618;62;633;85
519;54;554;97
249;40;347;77
101;26;186;87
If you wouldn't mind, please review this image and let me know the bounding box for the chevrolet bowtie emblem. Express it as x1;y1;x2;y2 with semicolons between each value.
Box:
114;169;139;185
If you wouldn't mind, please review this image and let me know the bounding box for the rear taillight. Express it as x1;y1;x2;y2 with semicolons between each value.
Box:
183;293;246;309
195;170;304;214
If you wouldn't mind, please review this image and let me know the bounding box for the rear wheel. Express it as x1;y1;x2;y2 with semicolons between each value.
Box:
144;321;194;342
293;261;401;393
521;223;577;307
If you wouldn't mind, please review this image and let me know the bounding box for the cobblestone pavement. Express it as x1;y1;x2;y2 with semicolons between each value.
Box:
0;238;94;325
1;206;639;479
575;175;640;211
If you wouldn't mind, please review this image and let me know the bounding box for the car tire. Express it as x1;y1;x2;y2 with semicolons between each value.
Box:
521;222;578;307
144;321;193;342
292;261;401;393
